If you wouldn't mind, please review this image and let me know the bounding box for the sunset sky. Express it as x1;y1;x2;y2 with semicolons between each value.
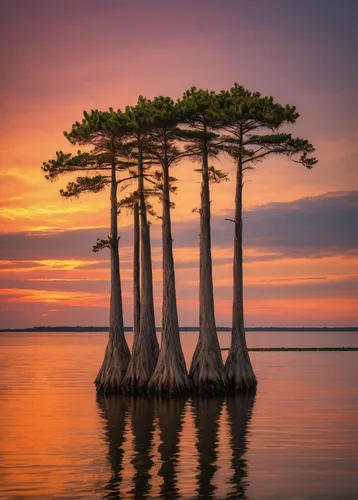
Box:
1;0;357;329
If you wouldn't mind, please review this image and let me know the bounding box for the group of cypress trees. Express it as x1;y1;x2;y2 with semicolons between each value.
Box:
42;84;316;396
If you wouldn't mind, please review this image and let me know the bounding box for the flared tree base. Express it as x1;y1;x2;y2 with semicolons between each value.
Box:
121;340;158;395
225;348;257;393
95;341;130;394
189;342;227;396
148;345;190;397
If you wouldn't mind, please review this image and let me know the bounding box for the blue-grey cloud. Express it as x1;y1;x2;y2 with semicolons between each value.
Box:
169;191;358;258
243;191;358;256
0;191;357;263
217;275;358;301
0;227;133;261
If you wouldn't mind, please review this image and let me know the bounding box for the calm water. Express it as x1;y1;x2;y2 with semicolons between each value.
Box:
0;331;358;499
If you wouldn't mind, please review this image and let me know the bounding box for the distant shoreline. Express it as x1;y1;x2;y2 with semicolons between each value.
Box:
1;326;358;333
222;347;358;352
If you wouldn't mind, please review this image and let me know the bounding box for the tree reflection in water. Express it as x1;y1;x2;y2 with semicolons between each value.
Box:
129;396;155;498
97;395;129;498
98;394;255;498
192;396;224;498
227;393;256;498
156;397;187;498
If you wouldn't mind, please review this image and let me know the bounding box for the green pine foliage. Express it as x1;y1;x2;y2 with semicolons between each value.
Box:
41;83;317;396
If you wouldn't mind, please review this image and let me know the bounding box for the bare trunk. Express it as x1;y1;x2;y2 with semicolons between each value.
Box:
97;395;129;496
133;202;140;347
226;393;256;497
122;141;159;393
189;143;226;394
225;131;257;392
95;162;130;393
148;158;189;395
193;397;224;498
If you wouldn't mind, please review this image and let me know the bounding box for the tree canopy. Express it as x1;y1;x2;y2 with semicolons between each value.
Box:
41;83;317;396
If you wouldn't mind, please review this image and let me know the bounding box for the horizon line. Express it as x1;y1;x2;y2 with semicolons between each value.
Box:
1;326;358;332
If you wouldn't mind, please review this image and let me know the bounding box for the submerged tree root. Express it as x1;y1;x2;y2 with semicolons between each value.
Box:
95;342;130;394
225;349;257;393
189;343;227;396
148;346;190;397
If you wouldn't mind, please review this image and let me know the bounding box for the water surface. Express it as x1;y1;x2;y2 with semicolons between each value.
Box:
0;331;357;498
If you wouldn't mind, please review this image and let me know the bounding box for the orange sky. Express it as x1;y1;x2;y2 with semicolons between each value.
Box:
1;0;358;328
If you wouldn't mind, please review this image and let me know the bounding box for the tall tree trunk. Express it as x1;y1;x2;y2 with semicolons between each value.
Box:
133;202;140;348
225;132;257;392
122;142;159;393
189;143;226;394
95;162;130;393
148;157;189;395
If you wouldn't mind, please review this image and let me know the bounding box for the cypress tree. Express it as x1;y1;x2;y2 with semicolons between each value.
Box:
42;109;133;393
177;88;227;394
220;84;317;392
121;98;159;393
144;96;190;395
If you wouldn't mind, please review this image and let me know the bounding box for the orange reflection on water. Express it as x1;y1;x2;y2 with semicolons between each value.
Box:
0;332;358;498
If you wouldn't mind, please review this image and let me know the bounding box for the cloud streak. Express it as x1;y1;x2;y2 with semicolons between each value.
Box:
1;191;357;263
0;191;357;328
1;0;358;327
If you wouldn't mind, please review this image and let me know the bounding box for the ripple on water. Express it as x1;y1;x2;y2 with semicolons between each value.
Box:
0;331;358;498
